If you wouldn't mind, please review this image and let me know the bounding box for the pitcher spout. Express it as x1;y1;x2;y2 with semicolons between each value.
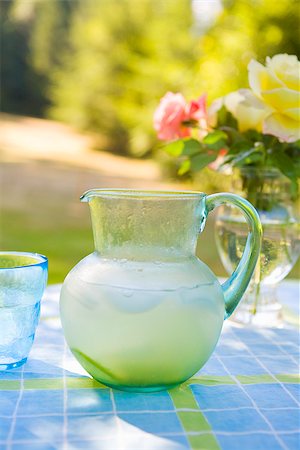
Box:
80;189;102;202
80;189;206;259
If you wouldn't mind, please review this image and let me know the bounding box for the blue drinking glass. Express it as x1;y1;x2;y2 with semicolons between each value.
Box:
0;251;48;370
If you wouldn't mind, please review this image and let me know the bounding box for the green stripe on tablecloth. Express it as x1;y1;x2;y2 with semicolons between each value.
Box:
66;377;106;389
282;305;300;328
187;376;235;386
188;434;221;450
170;385;220;450
25;379;64;389
236;375;277;384
0;380;21;390
276;374;300;383
170;385;202;409
0;377;105;390
237;374;300;384
0;373;298;391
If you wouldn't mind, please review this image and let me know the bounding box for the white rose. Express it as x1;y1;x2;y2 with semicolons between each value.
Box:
248;54;300;142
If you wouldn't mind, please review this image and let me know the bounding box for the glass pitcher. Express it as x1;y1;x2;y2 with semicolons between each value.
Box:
60;189;261;392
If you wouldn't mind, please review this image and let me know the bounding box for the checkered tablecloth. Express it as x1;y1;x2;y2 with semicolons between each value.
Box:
1;281;299;450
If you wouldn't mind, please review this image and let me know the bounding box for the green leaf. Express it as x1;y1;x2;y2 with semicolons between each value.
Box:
190;153;217;172
217;106;238;129
228;140;253;155
260;133;280;148
202;130;228;151
220;126;246;145
268;150;297;180
163;140;184;157
292;139;300;150
181;138;203;156
178;159;191;175
293;163;300;178
203;130;227;144
285;143;300;177
244;129;265;143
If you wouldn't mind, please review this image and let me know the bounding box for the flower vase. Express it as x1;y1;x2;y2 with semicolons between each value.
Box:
215;168;300;327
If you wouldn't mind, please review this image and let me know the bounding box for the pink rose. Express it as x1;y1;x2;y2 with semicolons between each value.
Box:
187;94;209;137
153;92;190;140
188;94;207;121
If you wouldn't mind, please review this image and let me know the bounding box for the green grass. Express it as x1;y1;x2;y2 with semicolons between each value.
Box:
1;207;226;283
1;209;93;284
1;208;298;285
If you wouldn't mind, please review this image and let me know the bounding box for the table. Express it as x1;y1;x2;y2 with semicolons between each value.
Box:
1;281;299;450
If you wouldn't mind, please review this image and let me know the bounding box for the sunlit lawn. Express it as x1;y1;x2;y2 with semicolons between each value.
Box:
0;113;229;285
0;111;299;286
2;209;93;284
2;205;299;285
1;206;227;284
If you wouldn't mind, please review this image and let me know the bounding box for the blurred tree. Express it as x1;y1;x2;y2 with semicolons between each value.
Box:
0;0;45;115
1;0;299;157
197;0;300;101
49;0;202;155
29;0;77;77
0;0;76;116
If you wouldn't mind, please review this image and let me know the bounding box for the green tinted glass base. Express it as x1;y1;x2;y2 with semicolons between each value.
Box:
71;348;182;392
98;380;181;393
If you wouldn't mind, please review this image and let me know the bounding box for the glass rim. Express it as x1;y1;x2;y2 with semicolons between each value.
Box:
0;251;48;270
81;188;205;201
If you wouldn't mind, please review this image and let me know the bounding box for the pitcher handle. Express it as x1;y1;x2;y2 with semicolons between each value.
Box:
205;193;262;319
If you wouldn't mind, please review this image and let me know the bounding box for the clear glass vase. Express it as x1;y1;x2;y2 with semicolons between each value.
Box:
215;168;300;327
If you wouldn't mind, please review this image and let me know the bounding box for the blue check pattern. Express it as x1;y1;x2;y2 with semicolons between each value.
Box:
0;281;299;450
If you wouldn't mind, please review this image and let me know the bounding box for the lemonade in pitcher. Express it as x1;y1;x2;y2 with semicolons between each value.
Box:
60;189;261;392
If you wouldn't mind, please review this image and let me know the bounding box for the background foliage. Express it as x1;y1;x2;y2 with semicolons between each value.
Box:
1;0;299;156
1;0;299;283
198;0;300;101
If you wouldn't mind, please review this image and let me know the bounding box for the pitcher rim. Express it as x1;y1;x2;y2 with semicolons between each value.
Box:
81;188;205;201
